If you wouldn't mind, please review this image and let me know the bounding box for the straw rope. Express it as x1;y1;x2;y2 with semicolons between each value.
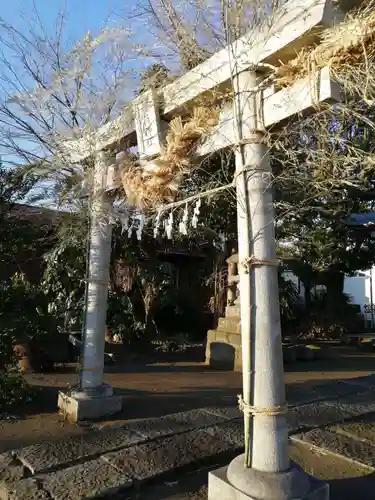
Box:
238;394;288;417
120;106;220;210
274;3;375;89
240;256;279;273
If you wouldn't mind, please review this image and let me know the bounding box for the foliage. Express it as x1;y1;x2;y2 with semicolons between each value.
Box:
0;374;35;413
0;164;53;375
0;273;55;369
177;151;237;246
110;223;181;339
298;291;363;340
0;273;51;411
0;166;48;278
278;272;305;336
275;103;375;296
42;218;87;333
106;289;146;344
139;63;171;94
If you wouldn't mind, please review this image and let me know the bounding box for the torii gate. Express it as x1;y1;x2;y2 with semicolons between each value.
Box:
58;0;354;498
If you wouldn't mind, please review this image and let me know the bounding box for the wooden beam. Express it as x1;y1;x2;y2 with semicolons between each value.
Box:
196;67;341;157
62;107;135;163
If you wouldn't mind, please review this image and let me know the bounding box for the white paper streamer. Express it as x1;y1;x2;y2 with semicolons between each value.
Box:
191;199;201;228
179;205;189;235
166;212;174;239
136;214;145;241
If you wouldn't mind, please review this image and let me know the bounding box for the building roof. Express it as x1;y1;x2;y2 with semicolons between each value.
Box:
6;203;59;227
344;213;375;228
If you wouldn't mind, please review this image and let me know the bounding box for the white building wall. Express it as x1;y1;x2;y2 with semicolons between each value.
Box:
344;268;375;326
343;275;369;310
284;266;375;326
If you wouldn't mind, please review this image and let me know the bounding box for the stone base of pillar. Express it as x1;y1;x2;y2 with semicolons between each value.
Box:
208;460;329;500
57;385;123;422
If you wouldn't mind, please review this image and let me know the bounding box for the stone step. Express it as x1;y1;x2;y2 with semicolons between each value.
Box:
225;306;240;318
291;428;375;470
217;317;241;334
0;418;245;500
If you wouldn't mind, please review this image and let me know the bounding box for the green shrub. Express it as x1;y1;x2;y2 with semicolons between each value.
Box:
0;374;35;412
0;273;54;365
278;273;305;337
299;291;363;339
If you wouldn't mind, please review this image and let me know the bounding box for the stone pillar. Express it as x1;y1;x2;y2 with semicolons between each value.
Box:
207;71;329;500
58;149;123;422
79;150;114;393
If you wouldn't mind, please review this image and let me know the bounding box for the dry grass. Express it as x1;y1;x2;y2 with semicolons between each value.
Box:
120;106;220;210
275;2;375;101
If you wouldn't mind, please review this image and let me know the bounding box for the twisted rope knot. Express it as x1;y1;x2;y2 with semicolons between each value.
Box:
240;256;279;274
238;394;288;417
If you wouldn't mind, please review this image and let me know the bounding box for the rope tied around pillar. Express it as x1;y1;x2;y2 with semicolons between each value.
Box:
84;278;110;286
238;394;288;417
240;255;279;274
233;165;273;184
237;134;267;146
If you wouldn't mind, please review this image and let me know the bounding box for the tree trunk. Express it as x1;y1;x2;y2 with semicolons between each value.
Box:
322;270;345;303
303;280;312;309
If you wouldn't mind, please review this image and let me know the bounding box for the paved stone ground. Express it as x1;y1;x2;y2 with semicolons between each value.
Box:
3;374;375;499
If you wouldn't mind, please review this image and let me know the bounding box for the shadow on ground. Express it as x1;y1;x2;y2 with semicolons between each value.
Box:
17;383;239;420
284;342;375;374
328;472;375;500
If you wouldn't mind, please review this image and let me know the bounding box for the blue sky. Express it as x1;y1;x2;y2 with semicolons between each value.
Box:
2;0;135;42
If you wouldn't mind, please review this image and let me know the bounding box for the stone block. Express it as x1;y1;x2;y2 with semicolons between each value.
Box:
288;401;355;434
41;457;132;500
234;356;242;371
0;479;49;500
206;340;237;370
323;389;375;417
58;391;123;422
204;420;244;448
202;406;242;421
292;429;375;469
215;331;230;343
103;429;233;482
130;408;225;440
330;412;375;443
228;333;241;346
225;306;241;318
342;374;375;390
207;465;329;500
217;318;241;334
206;330;217;342
310;380;366;401
16;427;144;474
0;454;25;485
